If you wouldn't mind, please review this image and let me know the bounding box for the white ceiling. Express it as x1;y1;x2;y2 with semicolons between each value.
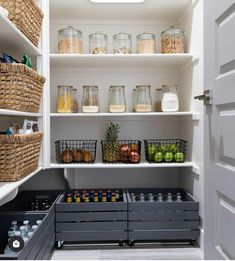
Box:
50;0;192;20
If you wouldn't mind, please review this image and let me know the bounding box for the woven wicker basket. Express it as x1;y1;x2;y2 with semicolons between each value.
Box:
0;0;44;46
0;63;46;113
0;132;43;181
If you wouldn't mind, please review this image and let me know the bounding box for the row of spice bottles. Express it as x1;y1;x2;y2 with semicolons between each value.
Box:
58;26;186;55
57;84;179;113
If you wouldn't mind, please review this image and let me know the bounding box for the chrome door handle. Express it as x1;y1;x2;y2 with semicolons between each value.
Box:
194;89;212;105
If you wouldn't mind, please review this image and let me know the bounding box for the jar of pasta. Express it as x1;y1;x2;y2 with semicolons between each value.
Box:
57;86;73;113
137;32;156;54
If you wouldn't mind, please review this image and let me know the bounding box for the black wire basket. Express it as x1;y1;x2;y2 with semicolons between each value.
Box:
144;139;188;163
101;140;142;164
55;140;97;164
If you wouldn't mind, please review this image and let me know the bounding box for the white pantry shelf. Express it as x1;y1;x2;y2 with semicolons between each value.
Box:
50;54;196;69
0;109;42;117
0;167;42;201
0;15;41;56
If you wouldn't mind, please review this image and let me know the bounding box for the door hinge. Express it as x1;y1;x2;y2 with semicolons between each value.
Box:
194;89;213;105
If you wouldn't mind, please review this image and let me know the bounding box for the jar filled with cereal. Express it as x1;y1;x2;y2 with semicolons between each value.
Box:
137;32;156;54
89;32;108;54
161;27;186;54
58;26;83;54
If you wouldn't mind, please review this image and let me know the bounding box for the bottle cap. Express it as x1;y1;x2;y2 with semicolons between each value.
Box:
32;225;38;230
20;226;25;230
36;220;42;225
23;220;29;225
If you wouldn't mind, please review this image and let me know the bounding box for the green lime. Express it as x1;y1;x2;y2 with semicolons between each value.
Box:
159;144;167;153
147;144;156;160
154;152;164;163
174;152;185;162
164;152;174;162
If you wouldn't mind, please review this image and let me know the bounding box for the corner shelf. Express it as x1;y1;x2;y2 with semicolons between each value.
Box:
0;109;42;117
0;15;41;56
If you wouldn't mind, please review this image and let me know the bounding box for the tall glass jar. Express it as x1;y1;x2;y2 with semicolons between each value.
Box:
82;86;100;113
58;26;83;54
135;85;152;113
71;89;78;113
89;32;108;54
113;32;132;54
108;86;126;113
155;88;163;112
132;89;136;112
57;85;73;113
161;27;186;53
161;84;179;112
137;33;156;54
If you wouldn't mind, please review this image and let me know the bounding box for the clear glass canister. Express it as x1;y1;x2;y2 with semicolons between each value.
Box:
135;85;152;112
113;32;132;54
89;32;108;54
161;84;179;112
132;89;136;112
58;26;83;54
155;88;163;112
71;89;78;113
161;26;186;54
137;32;156;54
82;86;100;113
57;85;73;113
108;86;126;113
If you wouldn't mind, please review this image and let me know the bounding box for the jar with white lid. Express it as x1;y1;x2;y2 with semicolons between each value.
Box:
89;32;108;54
135;85;152;113
82;86;100;113
137;32;156;54
108;86;126;113
161;84;179;112
58;26;83;54
113;32;132;54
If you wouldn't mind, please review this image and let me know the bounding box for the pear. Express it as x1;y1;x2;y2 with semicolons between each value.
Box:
73;149;84;163
61;149;73;163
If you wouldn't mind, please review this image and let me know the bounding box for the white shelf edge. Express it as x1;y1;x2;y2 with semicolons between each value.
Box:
0;109;43;117
50;162;195;169
0;166;43;201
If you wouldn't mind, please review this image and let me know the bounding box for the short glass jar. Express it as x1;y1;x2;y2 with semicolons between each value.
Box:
57;85;73;113
161;26;186;54
135;85;152;113
58;26;83;54
82;85;100;113
71;89;78;113
137;32;156;54
155;88;163;112
89;32;108;54
161;84;179;112
113;32;132;54
108;86;126;113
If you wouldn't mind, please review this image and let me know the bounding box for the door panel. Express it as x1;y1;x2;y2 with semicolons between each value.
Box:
204;0;235;259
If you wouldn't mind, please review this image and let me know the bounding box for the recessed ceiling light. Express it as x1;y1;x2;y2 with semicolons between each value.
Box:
90;0;146;3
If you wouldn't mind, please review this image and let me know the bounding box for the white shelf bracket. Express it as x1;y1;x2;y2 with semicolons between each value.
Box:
192;164;200;175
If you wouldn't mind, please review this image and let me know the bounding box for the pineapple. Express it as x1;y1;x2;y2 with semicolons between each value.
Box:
104;122;121;162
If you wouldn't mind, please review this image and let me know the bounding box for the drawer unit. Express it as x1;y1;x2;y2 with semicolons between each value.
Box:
55;189;128;246
127;188;200;245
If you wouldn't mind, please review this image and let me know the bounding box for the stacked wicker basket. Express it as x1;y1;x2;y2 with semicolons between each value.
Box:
0;0;45;181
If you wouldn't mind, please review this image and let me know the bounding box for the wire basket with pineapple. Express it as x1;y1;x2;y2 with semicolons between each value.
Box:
101;122;142;164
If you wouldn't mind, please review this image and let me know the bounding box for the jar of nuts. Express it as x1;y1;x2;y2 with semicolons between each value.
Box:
89;32;108;54
137;32;156;54
161;27;186;54
58;26;83;54
113;32;132;54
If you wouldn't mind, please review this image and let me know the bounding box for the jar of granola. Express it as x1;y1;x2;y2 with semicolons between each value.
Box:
137;32;156;54
89;32;108;54
161;27;186;54
58;26;83;54
113;32;132;54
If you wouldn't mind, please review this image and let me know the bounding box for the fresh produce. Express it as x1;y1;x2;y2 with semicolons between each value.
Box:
147;144;156;160
154;152;164;163
164;152;174;162
159;144;167;154
169;143;178;153
130;143;139;152
72;149;84;162
104;122;121;162
62;149;73;163
174;152;185;163
129;151;140;163
83;151;93;162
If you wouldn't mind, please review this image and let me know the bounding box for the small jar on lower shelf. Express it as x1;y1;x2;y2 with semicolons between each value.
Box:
82;85;100;113
135;85;152;113
108;85;126;113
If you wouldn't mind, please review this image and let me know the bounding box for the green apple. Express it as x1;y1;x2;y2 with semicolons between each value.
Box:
147;144;156;160
174;152;185;163
169;144;178;153
164;152;174;162
159;144;167;154
154;152;164;163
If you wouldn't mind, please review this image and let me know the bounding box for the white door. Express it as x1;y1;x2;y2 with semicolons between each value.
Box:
204;0;235;259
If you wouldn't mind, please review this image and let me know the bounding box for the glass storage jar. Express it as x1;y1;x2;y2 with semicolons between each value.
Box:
82;86;100;113
137;32;156;54
161;84;179;112
135;85;152;112
108;86;126;113
89;32;108;54
57;85;73;113
132;89;136;112
58;26;83;54
113;32;132;54
155;88;163;112
161;26;186;53
71;89;78;113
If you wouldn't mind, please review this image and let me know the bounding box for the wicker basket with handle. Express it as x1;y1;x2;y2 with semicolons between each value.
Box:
0;132;43;181
0;0;44;46
0;63;46;113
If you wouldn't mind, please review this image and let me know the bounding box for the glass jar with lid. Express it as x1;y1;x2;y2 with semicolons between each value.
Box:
57;85;73;113
135;85;152;113
58;26;83;54
137;32;156;54
161;84;179;112
108;86;126;113
89;32;108;54
155;88;163;112
82;86;100;113
161;26;186;53
113;32;132;54
71;89;78;113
